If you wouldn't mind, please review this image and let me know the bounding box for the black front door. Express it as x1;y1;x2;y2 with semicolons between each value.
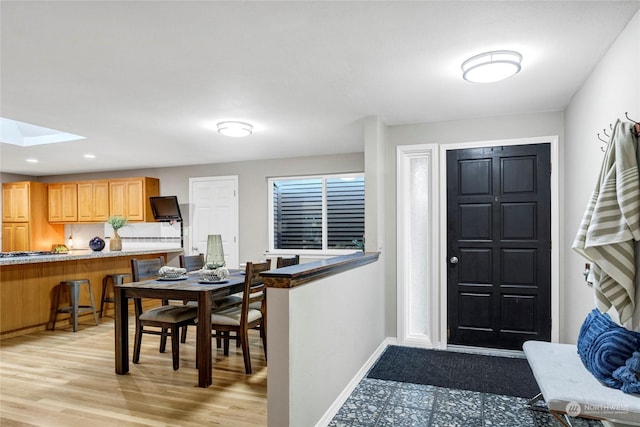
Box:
446;143;551;350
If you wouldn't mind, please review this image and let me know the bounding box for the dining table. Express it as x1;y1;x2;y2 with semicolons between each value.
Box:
114;269;246;387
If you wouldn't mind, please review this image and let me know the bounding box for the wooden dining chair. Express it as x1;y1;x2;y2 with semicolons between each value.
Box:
131;257;198;371
178;252;239;345
179;253;205;272
276;255;300;268
210;260;270;374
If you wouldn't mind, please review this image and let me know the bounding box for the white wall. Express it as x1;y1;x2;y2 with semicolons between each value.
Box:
564;10;640;338
267;257;386;427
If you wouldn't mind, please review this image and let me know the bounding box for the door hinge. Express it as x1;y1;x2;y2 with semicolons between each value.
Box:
550;240;552;250
550;161;552;174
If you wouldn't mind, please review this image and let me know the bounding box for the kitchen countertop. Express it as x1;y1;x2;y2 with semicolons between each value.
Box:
0;247;184;266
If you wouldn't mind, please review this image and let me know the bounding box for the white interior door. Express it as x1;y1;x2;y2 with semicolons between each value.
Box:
189;176;239;268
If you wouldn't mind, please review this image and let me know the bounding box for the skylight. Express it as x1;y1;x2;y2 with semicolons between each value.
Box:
0;117;85;146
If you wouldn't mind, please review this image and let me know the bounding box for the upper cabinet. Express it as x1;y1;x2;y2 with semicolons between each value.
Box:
2;181;64;251
109;177;159;222
46;177;159;223
48;183;78;222
2;181;30;222
77;180;109;222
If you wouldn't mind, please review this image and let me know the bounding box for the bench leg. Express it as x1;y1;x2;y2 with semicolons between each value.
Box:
524;393;574;427
550;411;573;427
525;393;546;412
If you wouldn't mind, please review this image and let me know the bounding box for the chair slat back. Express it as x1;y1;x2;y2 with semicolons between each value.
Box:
241;261;271;325
276;255;300;268
179;254;205;272
131;257;164;282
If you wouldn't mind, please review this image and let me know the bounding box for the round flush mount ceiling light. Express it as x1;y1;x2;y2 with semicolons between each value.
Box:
217;121;253;137
461;50;522;83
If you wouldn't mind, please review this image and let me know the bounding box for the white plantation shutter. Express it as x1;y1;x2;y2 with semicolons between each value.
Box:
273;179;323;250
327;177;365;249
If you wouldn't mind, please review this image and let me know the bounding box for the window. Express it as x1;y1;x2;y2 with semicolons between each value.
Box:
269;173;365;253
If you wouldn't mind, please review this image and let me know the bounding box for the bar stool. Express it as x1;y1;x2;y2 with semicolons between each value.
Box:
51;279;99;332
100;273;131;317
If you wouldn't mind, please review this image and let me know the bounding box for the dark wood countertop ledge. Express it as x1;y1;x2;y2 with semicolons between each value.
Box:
261;251;380;289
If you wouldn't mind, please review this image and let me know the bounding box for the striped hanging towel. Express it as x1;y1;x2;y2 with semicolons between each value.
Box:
573;120;640;323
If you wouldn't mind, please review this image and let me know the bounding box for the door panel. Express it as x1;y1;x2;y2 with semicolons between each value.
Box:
189;176;239;268
447;144;551;350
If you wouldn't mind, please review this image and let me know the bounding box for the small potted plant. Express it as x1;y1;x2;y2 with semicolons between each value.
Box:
107;215;127;251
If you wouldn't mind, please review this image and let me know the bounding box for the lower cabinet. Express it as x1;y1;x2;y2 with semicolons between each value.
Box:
2;223;29;252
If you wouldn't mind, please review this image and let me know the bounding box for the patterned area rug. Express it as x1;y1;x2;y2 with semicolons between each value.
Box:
329;378;603;427
367;345;540;398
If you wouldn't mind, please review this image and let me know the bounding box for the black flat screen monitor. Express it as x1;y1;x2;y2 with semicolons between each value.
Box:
149;196;182;222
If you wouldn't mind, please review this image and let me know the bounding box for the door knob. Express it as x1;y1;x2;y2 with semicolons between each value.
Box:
450;256;459;264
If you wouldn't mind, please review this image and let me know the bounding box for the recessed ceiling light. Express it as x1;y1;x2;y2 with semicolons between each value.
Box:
84;154;96;159
217;121;253;137
461;50;522;83
26;158;39;163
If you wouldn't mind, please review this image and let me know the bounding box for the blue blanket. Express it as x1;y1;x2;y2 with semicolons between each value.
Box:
613;352;640;394
577;309;640;393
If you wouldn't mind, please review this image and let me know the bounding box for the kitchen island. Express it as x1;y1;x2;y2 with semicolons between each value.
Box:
0;247;183;339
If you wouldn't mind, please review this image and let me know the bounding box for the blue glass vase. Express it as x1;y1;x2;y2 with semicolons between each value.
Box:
89;236;105;252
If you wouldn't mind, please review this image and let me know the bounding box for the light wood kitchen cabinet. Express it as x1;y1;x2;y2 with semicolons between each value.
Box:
109;177;159;222
1;181;64;251
2;223;29;252
48;183;78;222
2;182;30;222
77;180;109;222
43;176;158;224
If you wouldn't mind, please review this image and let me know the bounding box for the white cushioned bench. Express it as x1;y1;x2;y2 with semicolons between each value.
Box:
523;341;640;426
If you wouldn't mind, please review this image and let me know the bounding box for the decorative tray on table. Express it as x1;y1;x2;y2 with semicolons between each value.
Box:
157;275;189;281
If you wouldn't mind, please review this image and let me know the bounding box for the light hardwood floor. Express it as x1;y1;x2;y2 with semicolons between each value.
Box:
0;314;267;426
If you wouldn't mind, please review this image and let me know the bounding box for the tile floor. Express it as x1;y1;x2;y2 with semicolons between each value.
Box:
328;377;602;427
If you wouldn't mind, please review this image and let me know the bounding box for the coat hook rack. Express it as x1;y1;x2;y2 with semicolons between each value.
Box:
626;112;640;137
597;133;608;152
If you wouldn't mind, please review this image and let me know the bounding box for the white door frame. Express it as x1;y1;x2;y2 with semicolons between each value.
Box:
397;136;560;349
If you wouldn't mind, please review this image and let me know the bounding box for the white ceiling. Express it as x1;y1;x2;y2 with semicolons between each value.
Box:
1;1;639;176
